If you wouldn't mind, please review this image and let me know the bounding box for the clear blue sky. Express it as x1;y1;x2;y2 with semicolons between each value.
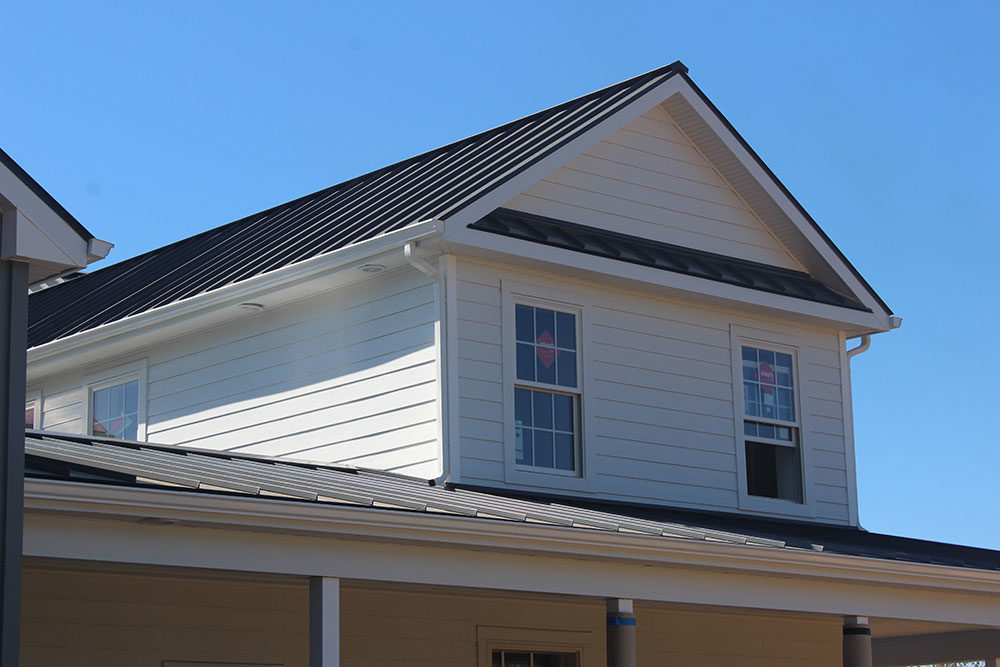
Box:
4;1;998;548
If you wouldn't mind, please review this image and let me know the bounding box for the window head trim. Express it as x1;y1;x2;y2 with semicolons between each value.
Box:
476;625;594;667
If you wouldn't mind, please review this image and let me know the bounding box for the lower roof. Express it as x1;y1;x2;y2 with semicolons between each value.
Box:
24;431;1000;572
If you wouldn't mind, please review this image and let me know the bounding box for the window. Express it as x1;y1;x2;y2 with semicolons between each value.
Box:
477;626;592;667
25;391;40;429
492;651;579;667
513;303;580;473
84;361;147;441
739;344;802;503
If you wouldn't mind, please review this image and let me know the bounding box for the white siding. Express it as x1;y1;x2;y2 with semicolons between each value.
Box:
29;269;441;477
454;258;851;523
504;105;801;269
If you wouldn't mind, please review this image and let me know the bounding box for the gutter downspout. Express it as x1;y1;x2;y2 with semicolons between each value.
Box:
846;334;871;360
404;237;451;487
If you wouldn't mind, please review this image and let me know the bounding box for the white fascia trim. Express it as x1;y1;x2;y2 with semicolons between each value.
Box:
24;477;1000;597
28;220;443;366
670;85;892;325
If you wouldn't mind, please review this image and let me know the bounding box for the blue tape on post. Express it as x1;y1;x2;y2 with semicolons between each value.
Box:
606;616;636;626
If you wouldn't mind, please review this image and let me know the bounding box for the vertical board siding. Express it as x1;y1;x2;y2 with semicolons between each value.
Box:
28;270;441;477
503;106;801;270
455;258;852;523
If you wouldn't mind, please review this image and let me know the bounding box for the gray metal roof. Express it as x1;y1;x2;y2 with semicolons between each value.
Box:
25;430;787;549
27;63;686;348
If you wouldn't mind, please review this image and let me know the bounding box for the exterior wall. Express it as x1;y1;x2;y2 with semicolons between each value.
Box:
504;105;801;269
21;565;841;667
455;257;852;523
28;267;441;477
21;565;309;667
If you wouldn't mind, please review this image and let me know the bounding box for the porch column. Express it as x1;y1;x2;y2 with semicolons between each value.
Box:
606;598;636;667
985;659;999;667
843;615;873;667
309;576;340;667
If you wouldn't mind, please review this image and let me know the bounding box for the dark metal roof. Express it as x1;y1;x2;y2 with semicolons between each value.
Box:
26;63;687;348
25;431;1000;571
460;484;1000;572
25;430;790;548
471;208;869;311
0;146;94;242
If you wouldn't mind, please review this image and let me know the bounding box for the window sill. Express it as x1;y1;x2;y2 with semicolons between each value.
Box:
738;492;815;518
512;468;595;493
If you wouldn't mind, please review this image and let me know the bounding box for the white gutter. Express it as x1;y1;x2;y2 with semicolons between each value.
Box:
28;220;443;369
403;235;451;486
847;334;872;360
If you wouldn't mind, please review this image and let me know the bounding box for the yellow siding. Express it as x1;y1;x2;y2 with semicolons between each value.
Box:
21;565;842;667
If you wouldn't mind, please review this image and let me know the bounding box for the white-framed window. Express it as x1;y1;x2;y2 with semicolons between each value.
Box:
731;327;810;513
83;361;147;441
25;390;41;429
502;281;592;489
477;626;593;667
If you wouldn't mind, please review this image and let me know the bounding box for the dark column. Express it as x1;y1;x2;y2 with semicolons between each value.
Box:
607;598;636;667
843;615;873;667
0;259;28;667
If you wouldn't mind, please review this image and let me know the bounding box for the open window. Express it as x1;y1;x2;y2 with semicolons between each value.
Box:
731;328;808;512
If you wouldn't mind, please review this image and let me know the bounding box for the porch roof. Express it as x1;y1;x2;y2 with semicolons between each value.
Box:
24;430;1000;572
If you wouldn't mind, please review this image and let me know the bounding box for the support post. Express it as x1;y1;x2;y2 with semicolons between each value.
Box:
843;615;873;667
607;598;636;667
309;576;340;667
985;659;999;667
0;259;28;667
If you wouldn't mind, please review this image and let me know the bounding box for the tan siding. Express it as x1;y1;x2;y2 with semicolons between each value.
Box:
638;605;840;666
21;567;308;667
504;107;801;269
455;258;851;522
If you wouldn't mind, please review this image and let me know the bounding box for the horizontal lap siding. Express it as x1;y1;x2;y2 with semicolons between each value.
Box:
456;258;851;522
638;606;840;666
30;270;441;477
505;106;800;269
21;567;308;667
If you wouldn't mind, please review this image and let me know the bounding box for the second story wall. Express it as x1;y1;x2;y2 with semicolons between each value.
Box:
453;256;854;524
29;266;441;478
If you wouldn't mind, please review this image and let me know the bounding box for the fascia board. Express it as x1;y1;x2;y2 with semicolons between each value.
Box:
667;78;893;324
439;76;688;235
27;220;442;378
444;231;887;334
0;168;90;269
24;478;1000;604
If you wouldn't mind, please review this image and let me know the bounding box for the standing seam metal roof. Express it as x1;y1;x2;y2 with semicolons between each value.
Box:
27;62;686;348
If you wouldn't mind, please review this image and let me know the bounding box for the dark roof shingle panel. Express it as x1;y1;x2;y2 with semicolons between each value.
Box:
27;63;685;348
470;208;869;310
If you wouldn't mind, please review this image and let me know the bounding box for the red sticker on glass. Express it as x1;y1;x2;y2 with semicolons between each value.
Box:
756;360;775;394
536;330;556;368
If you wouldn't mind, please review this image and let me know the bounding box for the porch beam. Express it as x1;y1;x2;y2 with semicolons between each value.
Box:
872;629;1000;666
309;576;339;667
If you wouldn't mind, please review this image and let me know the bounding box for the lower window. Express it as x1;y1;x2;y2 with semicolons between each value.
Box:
492;651;579;667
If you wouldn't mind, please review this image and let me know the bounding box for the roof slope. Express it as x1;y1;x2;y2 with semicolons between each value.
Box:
27;63;685;348
26;431;1000;571
0;146;95;243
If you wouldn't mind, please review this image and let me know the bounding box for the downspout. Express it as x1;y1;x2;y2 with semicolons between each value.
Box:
403;239;451;487
846;334;871;360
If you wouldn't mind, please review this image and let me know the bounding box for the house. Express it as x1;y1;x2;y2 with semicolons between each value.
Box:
18;62;1000;666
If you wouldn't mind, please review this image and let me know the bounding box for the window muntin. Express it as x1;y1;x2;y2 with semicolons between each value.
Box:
91;379;140;441
512;303;580;474
740;344;802;503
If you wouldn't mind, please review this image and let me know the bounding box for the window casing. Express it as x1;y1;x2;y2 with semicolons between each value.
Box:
477;626;593;667
502;281;592;489
84;361;147;442
25;390;41;429
731;328;810;514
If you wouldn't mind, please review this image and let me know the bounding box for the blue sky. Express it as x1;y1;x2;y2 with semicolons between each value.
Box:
4;1;998;548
